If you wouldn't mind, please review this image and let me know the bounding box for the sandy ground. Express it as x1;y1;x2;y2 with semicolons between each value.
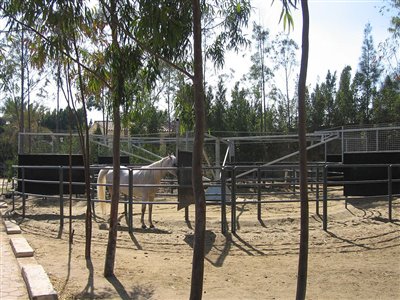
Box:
3;189;400;300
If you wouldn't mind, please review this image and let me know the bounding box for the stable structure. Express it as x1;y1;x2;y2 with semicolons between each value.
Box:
12;123;400;233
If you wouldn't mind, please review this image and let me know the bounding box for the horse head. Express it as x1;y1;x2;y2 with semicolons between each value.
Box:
165;154;177;177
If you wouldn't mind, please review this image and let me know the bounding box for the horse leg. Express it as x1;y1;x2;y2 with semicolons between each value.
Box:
148;202;154;228
141;203;147;229
107;187;113;215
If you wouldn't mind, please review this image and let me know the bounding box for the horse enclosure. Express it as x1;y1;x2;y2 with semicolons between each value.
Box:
8;123;400;233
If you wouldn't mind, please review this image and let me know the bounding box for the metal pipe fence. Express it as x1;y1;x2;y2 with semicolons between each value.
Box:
10;162;399;234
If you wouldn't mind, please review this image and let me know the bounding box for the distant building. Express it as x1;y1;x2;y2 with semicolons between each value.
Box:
89;121;129;136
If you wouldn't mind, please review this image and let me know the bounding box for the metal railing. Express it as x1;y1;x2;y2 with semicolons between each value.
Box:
10;162;399;234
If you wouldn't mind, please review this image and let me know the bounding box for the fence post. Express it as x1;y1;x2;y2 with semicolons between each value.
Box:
257;167;262;222
22;167;25;219
12;174;15;211
316;165;320;216
128;168;133;233
231;167;237;234
221;167;227;235
388;164;393;222
292;166;296;196
323;165;328;231
59;166;64;229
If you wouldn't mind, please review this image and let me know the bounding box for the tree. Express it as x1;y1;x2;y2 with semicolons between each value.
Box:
335;65;356;126
227;82;252;133
354;23;383;124
189;2;252;298
296;1;309;299
372;75;400;123
321;70;337;128
249;22;273;132
208;77;229;134
271;32;299;131
379;0;400;79
190;2;205;297
307;83;325;131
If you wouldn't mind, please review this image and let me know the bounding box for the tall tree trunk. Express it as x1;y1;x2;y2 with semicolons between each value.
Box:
20;27;24;152
190;0;206;299
73;32;93;259
104;0;122;277
296;1;310;299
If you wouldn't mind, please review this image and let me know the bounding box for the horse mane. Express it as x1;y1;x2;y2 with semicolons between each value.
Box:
144;156;168;169
137;156;173;184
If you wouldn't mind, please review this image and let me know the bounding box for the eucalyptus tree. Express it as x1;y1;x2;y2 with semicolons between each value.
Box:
379;0;400;79
296;1;309;298
246;22;273;133
270;32;299;131
1;0;118;259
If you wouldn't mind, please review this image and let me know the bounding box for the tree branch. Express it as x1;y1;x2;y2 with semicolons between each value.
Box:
119;24;194;81
0;6;111;89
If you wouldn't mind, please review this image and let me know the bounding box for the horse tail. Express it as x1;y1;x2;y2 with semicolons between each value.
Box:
97;169;108;214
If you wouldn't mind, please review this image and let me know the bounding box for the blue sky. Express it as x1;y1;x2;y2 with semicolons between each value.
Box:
2;1;393;120
246;0;393;87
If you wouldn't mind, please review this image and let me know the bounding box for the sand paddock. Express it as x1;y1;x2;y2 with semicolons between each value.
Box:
4;191;400;299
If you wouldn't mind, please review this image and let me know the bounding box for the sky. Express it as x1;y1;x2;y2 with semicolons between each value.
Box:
1;1;395;121
230;0;394;88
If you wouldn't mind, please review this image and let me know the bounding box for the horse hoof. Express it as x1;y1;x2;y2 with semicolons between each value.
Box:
141;224;147;229
149;224;155;229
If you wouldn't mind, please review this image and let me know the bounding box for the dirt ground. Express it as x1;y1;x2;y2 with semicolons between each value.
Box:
4;189;400;300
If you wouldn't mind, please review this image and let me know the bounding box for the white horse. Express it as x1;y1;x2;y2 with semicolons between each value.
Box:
97;154;177;229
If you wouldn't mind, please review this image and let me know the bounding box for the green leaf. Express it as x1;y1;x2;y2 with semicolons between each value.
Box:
236;3;241;13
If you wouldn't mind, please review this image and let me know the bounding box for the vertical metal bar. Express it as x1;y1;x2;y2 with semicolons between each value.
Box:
22;167;25;218
215;138;221;180
257;167;262;222
323;165;328;231
388;164;393;222
221;167;227;234
129;168;133;233
292;167;296;196
341;126;345;163
124;195;127;216
185;206;189;223
231;167;236;234
12;174;15;211
59;166;64;228
316;165;320;216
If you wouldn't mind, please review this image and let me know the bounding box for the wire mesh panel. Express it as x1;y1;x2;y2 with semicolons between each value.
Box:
343;125;400;153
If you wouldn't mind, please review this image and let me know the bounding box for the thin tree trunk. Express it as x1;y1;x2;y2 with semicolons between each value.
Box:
72;33;93;259
190;0;206;299
104;0;122;277
296;1;310;299
20;27;25;152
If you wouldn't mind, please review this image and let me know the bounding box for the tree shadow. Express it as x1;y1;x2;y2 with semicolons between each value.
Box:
371;216;400;225
326;230;372;250
184;230;231;267
232;232;265;256
76;259;95;299
59;241;73;296
76;265;155;299
235;202;250;231
347;197;394;210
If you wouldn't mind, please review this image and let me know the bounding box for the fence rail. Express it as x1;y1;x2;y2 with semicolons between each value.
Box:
10;163;399;233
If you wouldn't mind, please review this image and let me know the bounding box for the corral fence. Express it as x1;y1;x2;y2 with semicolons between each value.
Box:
10;124;400;233
10;162;399;234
